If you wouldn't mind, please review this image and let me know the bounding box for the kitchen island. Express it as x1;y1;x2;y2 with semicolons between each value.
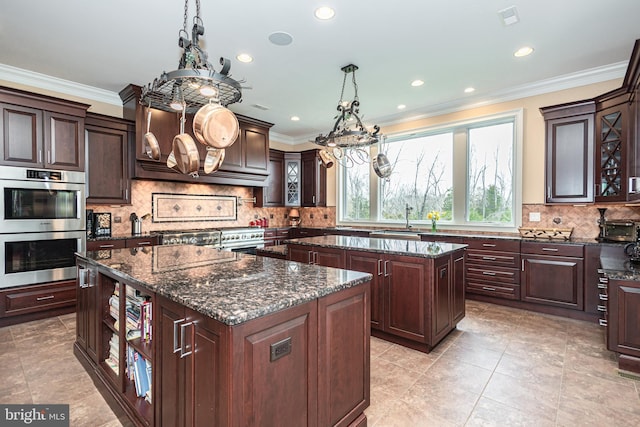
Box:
74;245;372;427
284;235;468;353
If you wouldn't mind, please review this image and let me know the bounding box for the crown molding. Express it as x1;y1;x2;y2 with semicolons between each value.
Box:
293;61;628;144
268;131;296;145
0;63;123;106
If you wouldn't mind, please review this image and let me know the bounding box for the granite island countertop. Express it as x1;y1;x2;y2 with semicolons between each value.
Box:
285;235;467;258
600;255;640;281
77;244;372;326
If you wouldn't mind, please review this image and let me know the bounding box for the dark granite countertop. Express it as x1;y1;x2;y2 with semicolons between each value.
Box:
285;235;467;258
258;245;288;257
77;245;371;326
600;255;640;281
88;232;162;242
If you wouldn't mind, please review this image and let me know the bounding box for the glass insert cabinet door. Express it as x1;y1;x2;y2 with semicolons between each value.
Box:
596;109;625;200
285;154;301;207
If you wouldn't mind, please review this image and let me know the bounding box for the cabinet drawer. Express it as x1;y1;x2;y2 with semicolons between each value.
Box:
277;228;290;238
465;238;520;252
1;282;76;317
466;250;520;268
263;229;277;238
87;239;126;251
467;281;521;300
521;242;583;257
466;265;519;284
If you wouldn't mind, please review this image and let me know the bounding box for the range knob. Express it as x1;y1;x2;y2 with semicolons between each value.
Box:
188;237;198;245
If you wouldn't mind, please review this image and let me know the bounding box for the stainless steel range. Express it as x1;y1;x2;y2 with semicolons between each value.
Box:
160;227;265;254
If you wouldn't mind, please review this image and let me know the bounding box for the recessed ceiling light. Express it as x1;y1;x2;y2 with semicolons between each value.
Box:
290;116;300;121
315;6;335;20
464;87;475;93
397;104;406;110
411;79;424;87
514;46;534;57
236;53;253;63
268;31;294;46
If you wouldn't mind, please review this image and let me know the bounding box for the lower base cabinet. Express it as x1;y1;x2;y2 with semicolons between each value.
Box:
607;278;640;374
76;264;370;427
345;248;465;353
0;280;76;327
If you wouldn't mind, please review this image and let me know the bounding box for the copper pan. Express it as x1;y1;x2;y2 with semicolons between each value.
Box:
168;109;200;177
203;148;225;174
143;107;160;160
193;103;239;149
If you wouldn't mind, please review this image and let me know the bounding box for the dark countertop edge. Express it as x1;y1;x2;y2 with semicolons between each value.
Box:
88;232;162;242
75;252;373;326
284;236;468;259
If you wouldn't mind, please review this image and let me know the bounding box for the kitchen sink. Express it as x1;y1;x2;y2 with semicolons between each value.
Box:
369;230;422;241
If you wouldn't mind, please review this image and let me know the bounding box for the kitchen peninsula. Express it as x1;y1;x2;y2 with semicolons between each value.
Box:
74;245;372;427
284;235;468;353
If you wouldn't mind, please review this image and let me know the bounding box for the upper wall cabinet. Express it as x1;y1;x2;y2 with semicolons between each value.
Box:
540;100;595;204
85;113;133;205
0;86;88;171
254;149;285;207
119;84;272;187
301;149;326;207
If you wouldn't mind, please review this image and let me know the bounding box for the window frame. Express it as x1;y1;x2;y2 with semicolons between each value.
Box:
337;109;523;232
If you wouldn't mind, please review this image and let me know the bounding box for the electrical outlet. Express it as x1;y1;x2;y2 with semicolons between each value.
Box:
323;214;328;219
529;212;541;222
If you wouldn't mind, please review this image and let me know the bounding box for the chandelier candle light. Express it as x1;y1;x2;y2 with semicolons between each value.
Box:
314;64;386;171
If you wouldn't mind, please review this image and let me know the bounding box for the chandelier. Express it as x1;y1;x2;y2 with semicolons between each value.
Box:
314;64;382;168
140;0;244;113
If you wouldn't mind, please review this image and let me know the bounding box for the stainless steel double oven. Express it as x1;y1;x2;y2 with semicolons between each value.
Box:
0;166;86;288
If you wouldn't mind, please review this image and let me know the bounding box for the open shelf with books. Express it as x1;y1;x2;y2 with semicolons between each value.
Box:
94;271;154;427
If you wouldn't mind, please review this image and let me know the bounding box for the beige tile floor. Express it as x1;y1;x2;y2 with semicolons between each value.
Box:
1;300;639;426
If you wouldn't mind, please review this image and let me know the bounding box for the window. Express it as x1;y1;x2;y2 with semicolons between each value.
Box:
338;110;523;231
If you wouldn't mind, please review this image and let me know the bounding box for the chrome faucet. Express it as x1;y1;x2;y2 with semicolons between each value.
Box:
405;203;413;229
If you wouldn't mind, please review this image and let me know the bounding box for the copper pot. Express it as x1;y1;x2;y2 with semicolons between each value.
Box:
143;107;160;160
193;103;240;149
167;109;200;177
203;148;225;174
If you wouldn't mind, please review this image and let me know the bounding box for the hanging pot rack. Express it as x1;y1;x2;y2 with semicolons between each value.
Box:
140;0;244;114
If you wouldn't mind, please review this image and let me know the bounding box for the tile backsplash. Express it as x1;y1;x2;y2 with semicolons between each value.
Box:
87;179;337;235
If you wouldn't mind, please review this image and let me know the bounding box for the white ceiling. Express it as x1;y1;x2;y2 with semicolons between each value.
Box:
1;0;639;144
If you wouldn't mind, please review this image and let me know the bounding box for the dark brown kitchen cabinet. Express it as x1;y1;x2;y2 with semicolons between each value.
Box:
301;149;326;207
76;260;99;364
156;295;225;427
254;149;285;207
288;227;327;239
120;84;272;187
346;248;465;352
465;238;521;300
0;280;76;327
607;278;640;374
288;244;345;268
85;113;133;205
0;86;88;171
540;100;595;203
86;236;160;251
263;228;290;247
521;242;584;310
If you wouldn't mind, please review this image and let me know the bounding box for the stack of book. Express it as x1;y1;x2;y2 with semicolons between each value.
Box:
105;333;119;374
127;346;152;402
125;288;152;342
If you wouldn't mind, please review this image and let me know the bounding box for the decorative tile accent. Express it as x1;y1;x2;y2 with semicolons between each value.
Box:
152;193;237;222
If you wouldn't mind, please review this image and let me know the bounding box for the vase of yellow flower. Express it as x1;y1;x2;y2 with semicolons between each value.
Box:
427;210;440;232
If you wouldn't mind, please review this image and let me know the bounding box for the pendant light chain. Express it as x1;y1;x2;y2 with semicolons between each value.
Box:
182;0;202;33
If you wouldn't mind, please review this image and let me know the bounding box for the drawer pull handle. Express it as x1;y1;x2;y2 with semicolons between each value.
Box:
597;305;607;312
99;244;115;248
377;259;383;276
599;319;608;327
36;295;54;301
173;318;185;353
137;242;151;246
482;286;496;291
598;283;607;290
180;322;194;358
599;278;608;284
482;271;497;276
541;248;559;252
482;243;496;247
482;256;497;261
599;294;608;301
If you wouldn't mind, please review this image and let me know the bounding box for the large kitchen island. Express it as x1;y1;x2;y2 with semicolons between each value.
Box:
74;245;372;427
285;235;468;354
